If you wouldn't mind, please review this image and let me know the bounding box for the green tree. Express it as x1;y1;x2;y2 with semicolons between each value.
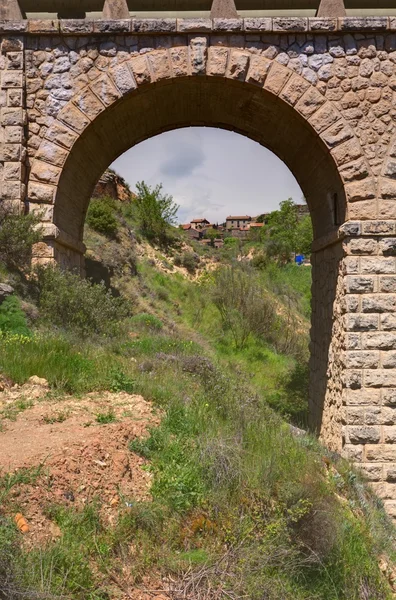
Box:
86;197;118;237
264;199;312;262
0;204;41;272
134;181;179;246
204;228;218;243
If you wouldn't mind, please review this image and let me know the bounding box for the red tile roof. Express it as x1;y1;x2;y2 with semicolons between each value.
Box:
226;216;251;220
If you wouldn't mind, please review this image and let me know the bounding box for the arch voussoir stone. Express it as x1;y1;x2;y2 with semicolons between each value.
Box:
18;26;396;520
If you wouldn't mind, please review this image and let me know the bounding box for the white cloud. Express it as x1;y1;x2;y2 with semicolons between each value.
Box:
111;127;303;224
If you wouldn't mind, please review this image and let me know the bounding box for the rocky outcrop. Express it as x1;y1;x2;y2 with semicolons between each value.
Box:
92;170;133;203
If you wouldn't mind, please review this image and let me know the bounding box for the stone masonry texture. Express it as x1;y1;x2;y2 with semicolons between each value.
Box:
2;16;396;518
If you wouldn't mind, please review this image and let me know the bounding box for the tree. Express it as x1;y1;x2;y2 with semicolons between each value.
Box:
0;203;41;272
204;228;219;244
134;181;179;246
264;199;312;263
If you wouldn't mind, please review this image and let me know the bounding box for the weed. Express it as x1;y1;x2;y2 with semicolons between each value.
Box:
96;410;116;424
109;368;135;394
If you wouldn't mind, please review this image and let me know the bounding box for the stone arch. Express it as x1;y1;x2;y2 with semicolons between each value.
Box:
27;46;373;266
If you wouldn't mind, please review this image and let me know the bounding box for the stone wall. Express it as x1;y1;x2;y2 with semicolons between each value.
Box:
1;16;396;516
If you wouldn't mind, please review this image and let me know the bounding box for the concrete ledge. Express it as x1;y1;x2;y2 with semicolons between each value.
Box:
41;223;86;255
0;16;393;35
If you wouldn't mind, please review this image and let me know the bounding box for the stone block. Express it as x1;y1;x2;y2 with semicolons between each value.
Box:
379;201;396;221
382;352;396;369
366;444;396;461
341;221;361;236
339;17;388;31
207;47;229;77
0;21;27;33
360;257;395;274
361;295;396;314
272;18;308;32
347;238;377;255
345;333;361;350
177;19;212;33
30;161;61;185
111;63;136;95
380;239;396;256
379;276;396;293
380;178;396;200
35;140;67;167
213;18;243;32
345;179;376;202
343;443;364;460
346;426;381;444
246;55;271;86
309;18;337;31
363;332;396;350
348;201;378;222
132;19;176;33
381;314;396;330
362;221;395;235
28;20;59;34
279;75;310;106
344;256;359;274
371;481;396;499
383;390;396;406
345;350;379;369
94;20;130;33
90;74;120;106
227;51;250;81
331;138;363;166
59;104;90;133
346;406;365;424
381;406;396;423
130;55;152;85
295;86;326;118
340;158;369;182
244;18;272;32
44;123;77;149
60;20;94;34
346;313;379;332
359;463;383;481
308;102;340;133
1;71;22;88
148;50;172;81
28;181;56;204
4;125;23;144
345;388;381;405
169;47;189;77
190;37;207;76
3;162;22;181
1;107;24;127
264;62;292;95
345;276;376;294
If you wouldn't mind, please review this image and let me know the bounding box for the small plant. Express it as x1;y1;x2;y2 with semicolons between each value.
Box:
109;368;135;394
175;252;200;274
42;412;69;424
130;313;163;331
86;197;118;237
34;266;129;338
0;296;31;336
0;204;41;272
95;410;116;424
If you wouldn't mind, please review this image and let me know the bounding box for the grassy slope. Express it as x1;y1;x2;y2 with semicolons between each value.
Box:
0;207;395;599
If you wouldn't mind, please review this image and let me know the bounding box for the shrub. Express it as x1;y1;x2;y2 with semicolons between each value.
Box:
134;181;179;247
212;265;276;349
86;197;118;237
0;204;41;272
0;296;30;336
35;266;129;338
131;313;163;331
175;252;200;274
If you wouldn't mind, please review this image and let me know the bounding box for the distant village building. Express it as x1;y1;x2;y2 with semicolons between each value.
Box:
190;218;210;230
226;216;251;230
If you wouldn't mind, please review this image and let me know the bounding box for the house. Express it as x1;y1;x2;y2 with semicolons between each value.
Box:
214;239;224;248
226;215;252;230
190;218;210;230
249;222;264;230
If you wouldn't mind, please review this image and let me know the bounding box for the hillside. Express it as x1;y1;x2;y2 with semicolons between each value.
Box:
0;182;395;599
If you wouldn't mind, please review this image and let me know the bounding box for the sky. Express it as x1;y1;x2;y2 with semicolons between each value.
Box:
111;127;304;224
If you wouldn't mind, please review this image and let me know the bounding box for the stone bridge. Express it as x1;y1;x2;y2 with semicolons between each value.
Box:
2;0;396;515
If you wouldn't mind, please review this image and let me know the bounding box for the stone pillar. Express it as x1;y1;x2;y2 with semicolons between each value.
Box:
0;0;25;20
32;224;86;274
0;36;26;215
102;0;130;20
316;0;346;18
210;0;238;19
340;221;396;519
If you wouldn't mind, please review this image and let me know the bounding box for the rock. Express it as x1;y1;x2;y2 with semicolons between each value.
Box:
28;376;49;388
0;283;14;304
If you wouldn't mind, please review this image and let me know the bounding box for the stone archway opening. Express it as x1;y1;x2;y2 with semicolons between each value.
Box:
30;74;347;455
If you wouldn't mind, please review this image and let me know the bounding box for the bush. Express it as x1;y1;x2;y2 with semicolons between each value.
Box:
174;252;200;274
86;197;118;237
131;313;163;331
0;296;30;336
35;266;129;338
0;204;41;272
212;265;276;349
134;181;179;247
